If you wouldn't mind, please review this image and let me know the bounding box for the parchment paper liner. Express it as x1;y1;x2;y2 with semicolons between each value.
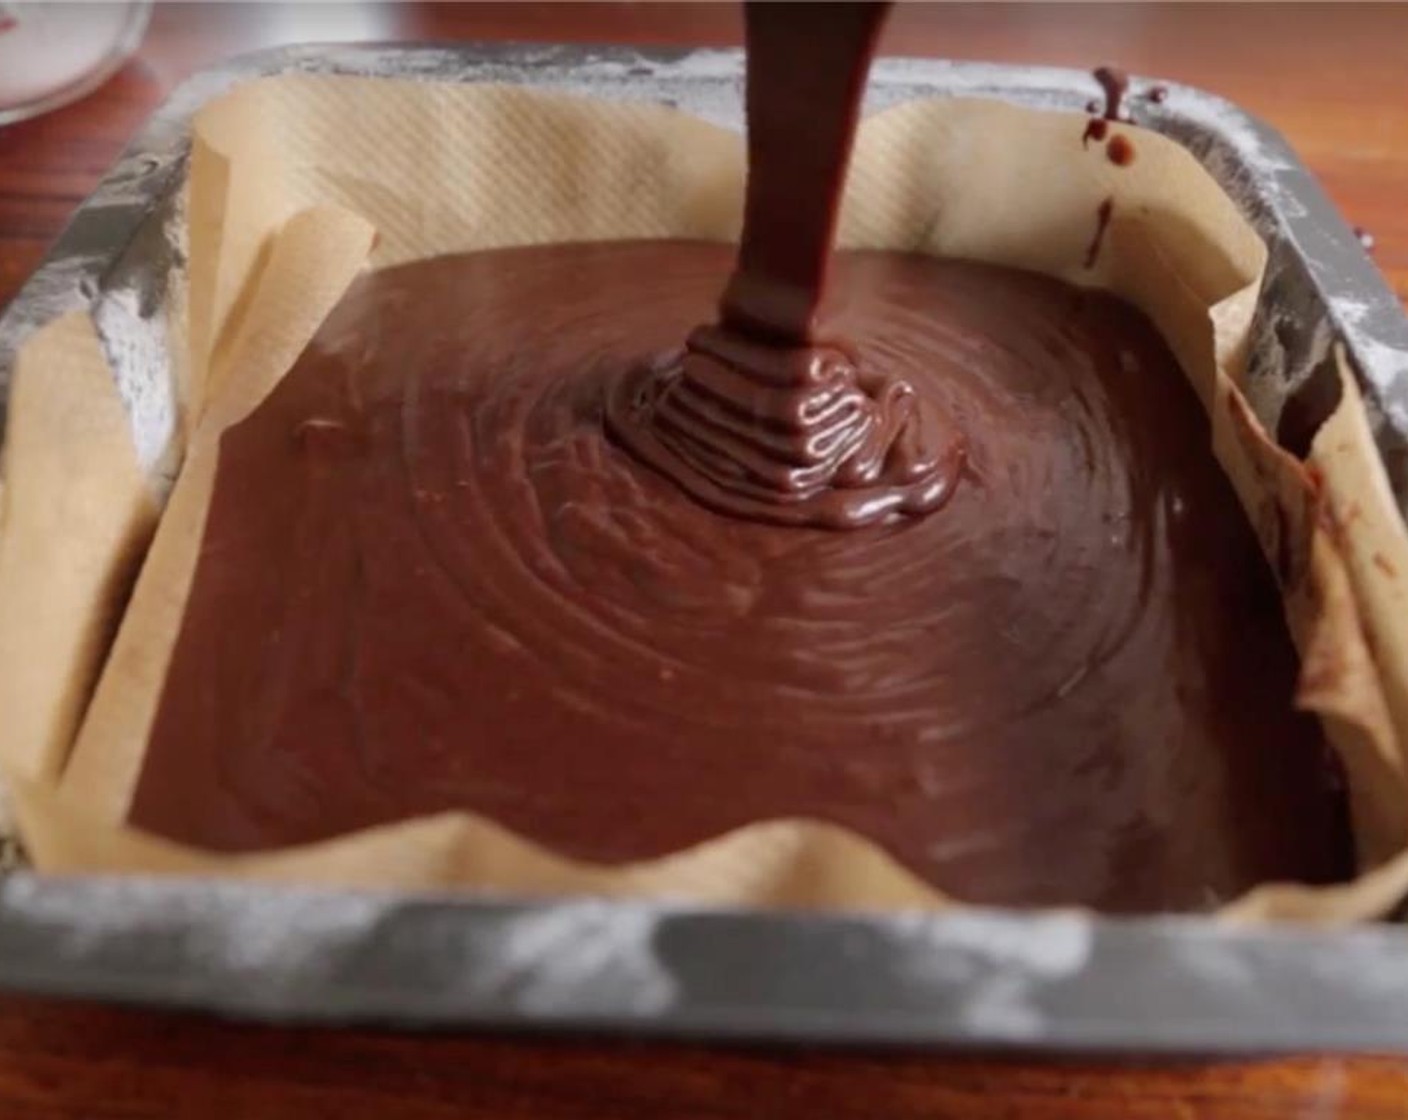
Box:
4;76;1407;923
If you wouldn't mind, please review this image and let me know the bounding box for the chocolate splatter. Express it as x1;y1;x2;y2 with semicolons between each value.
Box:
1093;65;1129;121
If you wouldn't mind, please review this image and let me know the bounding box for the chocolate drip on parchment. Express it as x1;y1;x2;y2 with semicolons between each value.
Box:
1093;65;1130;121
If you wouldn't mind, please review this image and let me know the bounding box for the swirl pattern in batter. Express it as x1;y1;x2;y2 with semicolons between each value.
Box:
129;241;1352;911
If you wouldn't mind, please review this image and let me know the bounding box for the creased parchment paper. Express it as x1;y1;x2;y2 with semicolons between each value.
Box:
4;75;1408;923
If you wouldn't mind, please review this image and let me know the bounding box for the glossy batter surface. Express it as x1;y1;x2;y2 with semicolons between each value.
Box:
130;242;1352;911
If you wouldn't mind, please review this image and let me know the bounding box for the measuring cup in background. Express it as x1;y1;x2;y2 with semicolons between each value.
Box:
0;1;152;127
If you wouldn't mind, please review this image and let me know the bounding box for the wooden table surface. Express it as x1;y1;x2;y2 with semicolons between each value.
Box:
2;3;1407;1116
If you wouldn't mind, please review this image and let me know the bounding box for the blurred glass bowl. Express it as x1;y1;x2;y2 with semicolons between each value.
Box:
0;1;152;127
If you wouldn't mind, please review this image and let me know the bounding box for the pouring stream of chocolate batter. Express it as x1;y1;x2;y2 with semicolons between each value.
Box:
720;2;883;341
607;1;966;529
129;5;1353;911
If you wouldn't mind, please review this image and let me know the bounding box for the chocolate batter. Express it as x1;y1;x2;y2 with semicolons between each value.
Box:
131;241;1351;911
129;2;1352;910
606;3;966;529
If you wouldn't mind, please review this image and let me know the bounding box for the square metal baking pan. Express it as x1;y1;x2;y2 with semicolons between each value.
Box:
2;44;1408;1054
